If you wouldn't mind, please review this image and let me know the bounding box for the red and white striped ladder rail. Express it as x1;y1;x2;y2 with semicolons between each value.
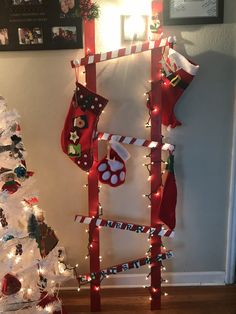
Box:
97;131;175;151
75;215;175;238
71;37;168;68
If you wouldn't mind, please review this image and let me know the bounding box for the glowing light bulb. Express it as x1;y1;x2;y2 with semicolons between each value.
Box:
95;286;100;291
15;256;21;264
149;297;152;301
45;305;53;313
27;288;32;295
77;288;81;292
164;292;168;296
7;251;14;259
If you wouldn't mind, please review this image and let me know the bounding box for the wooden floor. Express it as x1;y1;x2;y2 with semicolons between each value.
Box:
60;286;236;314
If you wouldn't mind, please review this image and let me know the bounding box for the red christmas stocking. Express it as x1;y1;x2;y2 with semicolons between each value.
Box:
61;82;108;171
161;48;199;128
97;141;130;187
159;151;177;230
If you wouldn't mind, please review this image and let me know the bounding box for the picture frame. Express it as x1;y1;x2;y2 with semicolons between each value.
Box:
163;0;224;25
0;0;83;51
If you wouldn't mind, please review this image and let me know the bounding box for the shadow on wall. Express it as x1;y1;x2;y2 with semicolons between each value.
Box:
159;22;235;273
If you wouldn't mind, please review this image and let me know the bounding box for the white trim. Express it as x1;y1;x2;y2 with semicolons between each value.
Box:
225;87;236;284
59;272;225;290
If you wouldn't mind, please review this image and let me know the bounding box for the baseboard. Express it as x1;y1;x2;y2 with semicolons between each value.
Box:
60;271;226;290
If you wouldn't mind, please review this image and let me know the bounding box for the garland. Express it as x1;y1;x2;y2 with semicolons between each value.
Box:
77;0;100;20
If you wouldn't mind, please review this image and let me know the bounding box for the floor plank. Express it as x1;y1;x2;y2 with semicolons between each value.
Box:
60;286;236;314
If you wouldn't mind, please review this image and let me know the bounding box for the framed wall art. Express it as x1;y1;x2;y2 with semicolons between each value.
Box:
0;0;83;51
163;0;224;25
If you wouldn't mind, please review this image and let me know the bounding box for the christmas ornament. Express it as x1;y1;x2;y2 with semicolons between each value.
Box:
161;47;199;128
28;214;40;245
2;234;14;242
150;14;161;34
76;0;100;20
97;141;130;187
14;165;27;179
10;134;24;159
159;151;177;230
15;243;23;256
38;222;59;258
61;82;108;171
1;273;22;296
1;172;21;194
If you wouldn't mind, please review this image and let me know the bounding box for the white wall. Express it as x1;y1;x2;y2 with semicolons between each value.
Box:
0;0;235;285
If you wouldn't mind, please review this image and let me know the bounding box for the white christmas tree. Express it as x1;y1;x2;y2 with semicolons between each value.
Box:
0;97;71;313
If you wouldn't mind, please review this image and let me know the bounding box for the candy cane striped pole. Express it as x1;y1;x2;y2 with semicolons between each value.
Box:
78;251;173;284
97;132;175;151
75;215;175;238
97;132;158;148
71;38;168;68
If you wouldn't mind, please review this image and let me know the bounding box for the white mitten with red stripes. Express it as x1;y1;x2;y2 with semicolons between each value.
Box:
97;141;130;187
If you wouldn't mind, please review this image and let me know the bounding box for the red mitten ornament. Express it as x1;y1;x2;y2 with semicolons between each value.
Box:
97;141;130;187
161;48;199;128
61;82;108;171
1;273;21;296
159;151;177;230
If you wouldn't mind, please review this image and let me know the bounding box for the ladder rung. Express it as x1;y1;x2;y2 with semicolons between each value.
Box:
78;251;173;283
71;37;167;68
97;132;175;151
75;214;175;238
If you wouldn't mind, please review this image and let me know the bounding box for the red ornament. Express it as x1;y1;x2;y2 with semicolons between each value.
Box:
2;180;21;194
1;273;21;296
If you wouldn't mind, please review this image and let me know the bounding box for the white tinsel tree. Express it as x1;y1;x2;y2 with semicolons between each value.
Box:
0;97;71;313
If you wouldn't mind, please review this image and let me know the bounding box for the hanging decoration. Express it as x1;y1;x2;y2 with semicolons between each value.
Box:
75;215;175;238
1;172;21;194
76;0;100;20
61;82;108;171
97;141;130;187
159;151;177;230
161;46;199;128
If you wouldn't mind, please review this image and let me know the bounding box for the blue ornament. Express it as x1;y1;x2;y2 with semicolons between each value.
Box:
3;234;14;242
14;166;27;178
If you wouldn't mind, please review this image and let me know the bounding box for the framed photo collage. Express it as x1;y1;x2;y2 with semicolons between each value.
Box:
0;0;83;51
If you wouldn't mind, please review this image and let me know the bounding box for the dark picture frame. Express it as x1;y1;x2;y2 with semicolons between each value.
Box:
163;0;224;25
0;0;83;51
